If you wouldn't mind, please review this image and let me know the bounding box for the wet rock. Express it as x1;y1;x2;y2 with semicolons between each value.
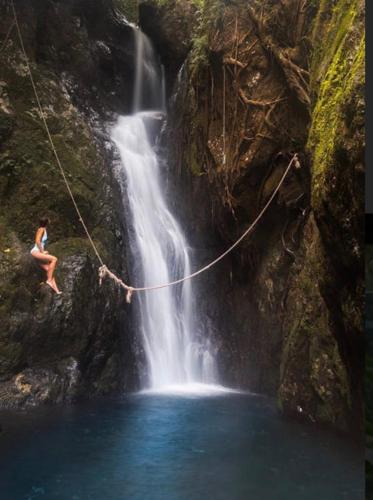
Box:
162;0;364;432
0;0;140;408
0;358;79;409
139;0;198;93
279;214;351;431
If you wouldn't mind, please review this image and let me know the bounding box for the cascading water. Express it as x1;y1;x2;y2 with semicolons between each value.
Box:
112;29;217;390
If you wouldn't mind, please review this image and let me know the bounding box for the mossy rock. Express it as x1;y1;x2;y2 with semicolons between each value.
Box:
308;0;365;211
0;2;131;406
113;0;139;22
279;214;351;430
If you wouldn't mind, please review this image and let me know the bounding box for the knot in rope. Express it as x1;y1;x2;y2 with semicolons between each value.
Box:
98;265;108;286
294;153;301;170
98;264;134;303
125;287;134;304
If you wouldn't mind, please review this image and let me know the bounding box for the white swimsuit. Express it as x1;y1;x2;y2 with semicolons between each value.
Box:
30;229;47;254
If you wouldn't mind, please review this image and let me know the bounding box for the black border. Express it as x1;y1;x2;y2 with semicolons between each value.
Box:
367;214;373;243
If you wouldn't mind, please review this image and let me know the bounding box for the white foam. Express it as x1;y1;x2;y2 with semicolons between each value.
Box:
139;383;243;397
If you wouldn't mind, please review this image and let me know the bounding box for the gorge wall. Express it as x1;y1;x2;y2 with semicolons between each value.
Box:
140;0;364;432
0;0;140;407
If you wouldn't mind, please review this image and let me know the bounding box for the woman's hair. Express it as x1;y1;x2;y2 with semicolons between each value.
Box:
39;217;50;228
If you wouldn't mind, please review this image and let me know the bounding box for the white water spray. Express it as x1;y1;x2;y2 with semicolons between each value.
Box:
132;29;164;113
112;30;217;390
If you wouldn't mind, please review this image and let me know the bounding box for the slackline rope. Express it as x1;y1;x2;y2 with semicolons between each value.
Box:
10;0;299;304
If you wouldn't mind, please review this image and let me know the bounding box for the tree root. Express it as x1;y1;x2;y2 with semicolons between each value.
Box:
223;56;246;68
247;6;311;109
238;88;287;107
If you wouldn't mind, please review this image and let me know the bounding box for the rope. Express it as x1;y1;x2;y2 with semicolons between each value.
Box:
11;0;298;304
99;154;298;300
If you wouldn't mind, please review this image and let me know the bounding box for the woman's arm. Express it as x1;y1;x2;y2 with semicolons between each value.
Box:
35;227;45;253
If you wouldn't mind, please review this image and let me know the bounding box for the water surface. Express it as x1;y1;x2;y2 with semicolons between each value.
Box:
0;392;363;499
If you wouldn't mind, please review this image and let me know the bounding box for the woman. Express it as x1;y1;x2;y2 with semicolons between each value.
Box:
30;217;62;294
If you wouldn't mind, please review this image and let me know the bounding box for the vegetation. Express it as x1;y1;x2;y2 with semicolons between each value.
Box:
308;0;365;207
113;0;139;22
189;0;225;75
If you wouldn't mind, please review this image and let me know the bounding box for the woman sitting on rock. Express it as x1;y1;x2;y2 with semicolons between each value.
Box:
30;217;62;294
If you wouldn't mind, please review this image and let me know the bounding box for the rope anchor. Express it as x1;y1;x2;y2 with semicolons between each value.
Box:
126;287;134;304
98;265;134;303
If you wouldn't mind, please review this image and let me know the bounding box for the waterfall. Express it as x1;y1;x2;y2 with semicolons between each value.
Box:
112;29;217;389
132;29;165;113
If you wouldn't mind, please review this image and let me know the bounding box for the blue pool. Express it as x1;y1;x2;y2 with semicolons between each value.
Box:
0;391;364;499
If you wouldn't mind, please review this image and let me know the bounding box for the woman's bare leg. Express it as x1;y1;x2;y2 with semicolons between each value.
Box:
38;264;62;294
51;277;61;293
32;252;60;293
47;256;57;282
39;263;49;273
47;257;61;293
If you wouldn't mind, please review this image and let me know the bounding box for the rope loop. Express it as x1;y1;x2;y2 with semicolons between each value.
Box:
126;287;134;304
98;265;108;286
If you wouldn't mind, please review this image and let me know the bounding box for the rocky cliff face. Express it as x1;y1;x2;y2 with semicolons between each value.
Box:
142;0;364;432
279;0;364;431
0;0;140;408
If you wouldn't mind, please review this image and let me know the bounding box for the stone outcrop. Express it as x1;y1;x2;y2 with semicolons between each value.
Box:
280;0;364;430
0;0;140;407
139;0;198;93
157;0;364;432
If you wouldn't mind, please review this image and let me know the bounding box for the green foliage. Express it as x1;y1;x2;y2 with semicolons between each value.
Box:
190;33;209;75
151;0;204;8
112;0;138;22
189;0;225;75
307;0;365;207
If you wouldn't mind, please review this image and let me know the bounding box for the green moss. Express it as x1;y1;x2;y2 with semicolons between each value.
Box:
311;0;357;78
0;40;120;319
190;33;209;75
0;52;109;246
189;0;225;75
113;0;138;23
307;0;365;208
49;237;92;258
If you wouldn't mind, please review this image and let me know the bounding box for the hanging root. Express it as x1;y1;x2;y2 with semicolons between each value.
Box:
247;6;311;109
238;88;287;108
223;56;246;68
